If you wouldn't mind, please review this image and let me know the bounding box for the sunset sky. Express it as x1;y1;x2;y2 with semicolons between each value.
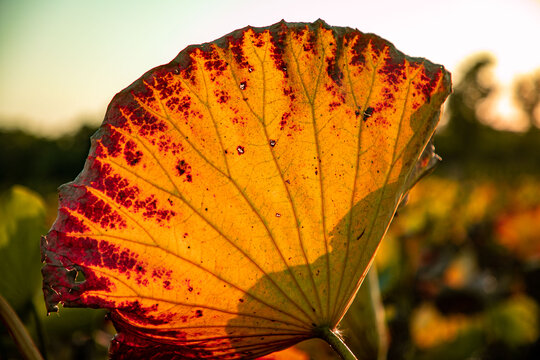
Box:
1;0;539;136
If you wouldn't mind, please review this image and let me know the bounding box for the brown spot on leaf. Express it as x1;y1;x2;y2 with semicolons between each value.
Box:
363;107;374;121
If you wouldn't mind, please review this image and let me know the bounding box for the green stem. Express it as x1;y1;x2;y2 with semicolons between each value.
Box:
366;266;389;360
0;294;44;360
31;301;48;360
316;326;358;360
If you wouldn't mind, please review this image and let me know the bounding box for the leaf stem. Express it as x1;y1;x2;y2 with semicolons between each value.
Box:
0;294;44;360
316;326;358;360
366;266;389;360
31;301;48;360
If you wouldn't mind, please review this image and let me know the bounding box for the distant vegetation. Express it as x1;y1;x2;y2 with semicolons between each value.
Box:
435;55;540;178
1;55;539;359
1;55;539;197
0;125;97;195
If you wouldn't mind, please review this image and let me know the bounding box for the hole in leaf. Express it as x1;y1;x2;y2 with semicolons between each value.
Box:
75;270;86;283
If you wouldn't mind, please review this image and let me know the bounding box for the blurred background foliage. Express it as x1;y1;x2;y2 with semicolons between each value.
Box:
1;54;539;359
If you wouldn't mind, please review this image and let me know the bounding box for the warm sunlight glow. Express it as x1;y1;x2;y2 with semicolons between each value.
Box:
1;0;539;136
479;87;530;132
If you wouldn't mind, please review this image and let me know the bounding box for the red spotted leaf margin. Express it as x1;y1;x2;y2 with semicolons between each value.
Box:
41;19;451;359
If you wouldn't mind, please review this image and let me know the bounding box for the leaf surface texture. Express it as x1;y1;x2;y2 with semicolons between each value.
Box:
42;20;451;359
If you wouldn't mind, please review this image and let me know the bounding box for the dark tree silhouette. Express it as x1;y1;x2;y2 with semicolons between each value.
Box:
514;70;540;129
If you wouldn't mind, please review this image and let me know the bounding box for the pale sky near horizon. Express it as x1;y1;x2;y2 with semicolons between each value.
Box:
1;0;539;136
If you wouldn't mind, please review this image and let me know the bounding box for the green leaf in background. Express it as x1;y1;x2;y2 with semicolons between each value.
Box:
340;267;389;360
0;185;46;311
486;295;539;347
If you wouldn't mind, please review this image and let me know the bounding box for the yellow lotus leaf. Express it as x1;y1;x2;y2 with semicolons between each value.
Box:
41;20;451;359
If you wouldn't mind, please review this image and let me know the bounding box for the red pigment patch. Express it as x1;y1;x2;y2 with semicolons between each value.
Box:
53;234;146;282
231;116;246;126
415;69;442;103
134;195;176;223
277;111;303;137
181;51;198;84
324;83;345;108
178;309;205;323
280;112;291;130
201;48;227;82
347;33;365;66
326;48;343;86
185;279;194;292
350;33;386;68
119;102;168;138
175;160;193;182
109;320;218;359
77;268;114;292
381;87;395;107
42;263;113;306
373;117;390;128
99;241;142;277
156;134;183;155
328;101;342;112
74;188;127;230
378;58;406;90
152;268;173;288
229;35;251;69
43;272;114;311
302;31;317;53
177;95;192;118
214;89;230;104
252;31;265;48
85;165;174;223
269;30;288;78
96;125;124;158
115;301;176;326
89;160;140;209
368;36;387;58
165;96;180;109
283;85;296;102
59;208;90;233
154;74;181;100
123;140;143;166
